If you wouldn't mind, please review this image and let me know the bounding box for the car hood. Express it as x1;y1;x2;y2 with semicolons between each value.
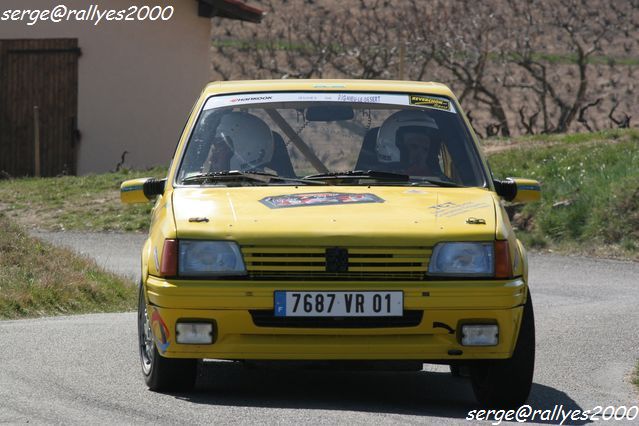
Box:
172;186;497;245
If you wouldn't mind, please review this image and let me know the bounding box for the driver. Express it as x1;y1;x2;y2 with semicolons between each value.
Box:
202;111;274;172
376;110;442;177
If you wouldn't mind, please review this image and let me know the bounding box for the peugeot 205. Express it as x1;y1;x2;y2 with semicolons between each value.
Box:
121;79;541;408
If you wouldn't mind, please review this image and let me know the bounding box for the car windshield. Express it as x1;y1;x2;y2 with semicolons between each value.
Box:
176;92;487;187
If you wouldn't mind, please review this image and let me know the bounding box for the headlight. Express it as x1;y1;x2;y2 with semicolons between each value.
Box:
178;240;246;277
427;242;494;277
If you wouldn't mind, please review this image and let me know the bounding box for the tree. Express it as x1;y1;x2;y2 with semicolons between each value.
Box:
503;0;637;133
209;0;638;136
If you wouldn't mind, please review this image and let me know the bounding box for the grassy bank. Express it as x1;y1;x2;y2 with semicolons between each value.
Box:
0;214;136;319
488;128;639;260
0;129;637;259
0;168;165;232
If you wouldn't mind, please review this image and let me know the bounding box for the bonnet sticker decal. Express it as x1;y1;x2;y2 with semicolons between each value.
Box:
150;308;170;353
429;201;491;218
260;192;385;209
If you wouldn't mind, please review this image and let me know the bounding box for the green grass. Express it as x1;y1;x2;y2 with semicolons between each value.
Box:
0;214;136;319
484;128;637;149
488;128;639;259
0;130;638;260
493;51;639;66
634;363;639;390
0;168;166;232
212;38;639;67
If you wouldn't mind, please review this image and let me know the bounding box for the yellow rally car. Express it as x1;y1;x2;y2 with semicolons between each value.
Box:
121;79;540;408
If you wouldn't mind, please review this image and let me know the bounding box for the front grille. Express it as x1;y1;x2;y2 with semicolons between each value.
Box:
250;310;424;328
241;246;431;281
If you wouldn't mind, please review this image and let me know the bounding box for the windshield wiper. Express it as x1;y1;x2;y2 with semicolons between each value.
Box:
409;177;464;188
302;170;464;187
181;170;326;185
302;170;410;182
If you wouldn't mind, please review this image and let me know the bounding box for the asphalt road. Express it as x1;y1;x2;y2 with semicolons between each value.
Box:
31;231;147;282
1;232;638;424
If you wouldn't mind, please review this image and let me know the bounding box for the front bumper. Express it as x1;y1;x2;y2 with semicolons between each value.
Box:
144;276;527;361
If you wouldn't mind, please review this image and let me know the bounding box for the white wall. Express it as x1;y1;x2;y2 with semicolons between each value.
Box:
0;0;211;174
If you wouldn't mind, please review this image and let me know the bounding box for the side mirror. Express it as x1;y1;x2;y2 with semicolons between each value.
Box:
494;178;541;203
120;178;166;204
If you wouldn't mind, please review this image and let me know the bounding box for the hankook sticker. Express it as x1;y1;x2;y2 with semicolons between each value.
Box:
229;95;273;103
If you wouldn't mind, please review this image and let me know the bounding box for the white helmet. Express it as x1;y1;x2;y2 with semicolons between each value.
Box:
215;112;274;170
376;110;438;163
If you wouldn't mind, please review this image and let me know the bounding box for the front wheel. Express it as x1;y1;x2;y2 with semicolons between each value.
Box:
470;293;535;409
138;284;197;391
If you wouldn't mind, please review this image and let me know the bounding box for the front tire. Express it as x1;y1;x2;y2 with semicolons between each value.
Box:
470;293;535;408
138;284;197;392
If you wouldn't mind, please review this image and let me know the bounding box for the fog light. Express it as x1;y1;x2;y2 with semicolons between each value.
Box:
176;322;214;344
461;324;499;346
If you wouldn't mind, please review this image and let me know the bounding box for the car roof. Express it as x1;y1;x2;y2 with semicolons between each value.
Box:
203;79;457;100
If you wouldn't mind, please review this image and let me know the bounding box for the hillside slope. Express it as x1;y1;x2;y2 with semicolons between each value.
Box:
487;129;639;260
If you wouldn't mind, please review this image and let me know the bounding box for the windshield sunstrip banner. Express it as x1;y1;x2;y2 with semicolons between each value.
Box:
203;92;456;113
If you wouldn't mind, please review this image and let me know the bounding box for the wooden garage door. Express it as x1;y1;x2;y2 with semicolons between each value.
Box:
0;39;80;177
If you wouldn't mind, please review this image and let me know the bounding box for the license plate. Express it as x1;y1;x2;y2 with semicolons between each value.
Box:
274;291;403;317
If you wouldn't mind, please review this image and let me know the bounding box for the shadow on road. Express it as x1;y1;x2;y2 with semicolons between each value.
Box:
169;361;587;424
526;384;590;425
